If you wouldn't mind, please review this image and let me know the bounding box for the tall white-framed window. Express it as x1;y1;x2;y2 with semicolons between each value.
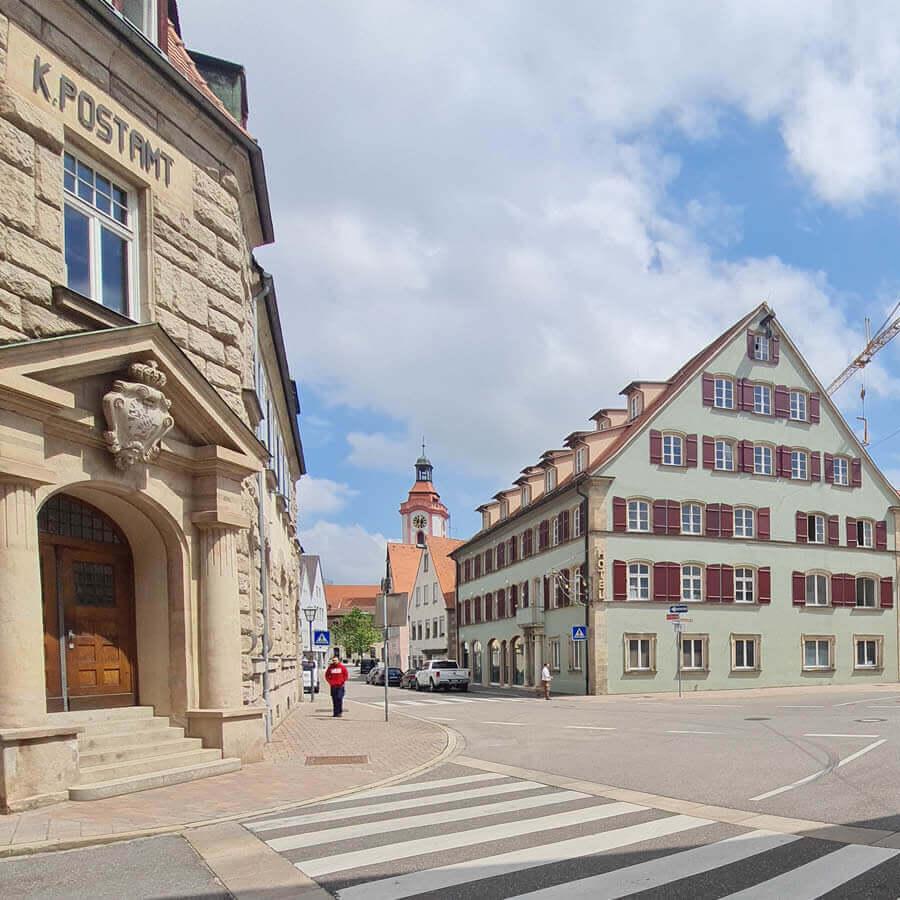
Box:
790;390;808;421
805;572;829;606
627;499;650;533
807;514;826;544
855;636;881;670
833;457;849;486
521;484;532;506
545;468;557;492
627;562;650;600
714;377;734;409
625;634;655;672
857;519;874;548
855;576;877;608
732;635;759;671
753;384;772;415
681;636;707;670
574;446;587;473
681;502;702;535
681;564;703;602
629;393;642;420
753;333;770;361
63;150;138;317
662;433;684;466
734;567;755;603
803;637;833;671
791;450;808;480
548;638;561;672
551;517;560;547
423;554;430;573
432;583;438;603
734;507;755;538
104;0;158;41
573;505;583;537
715;439;735;471
499;500;509;520
415;587;421;607
753;444;773;476
569;638;583;671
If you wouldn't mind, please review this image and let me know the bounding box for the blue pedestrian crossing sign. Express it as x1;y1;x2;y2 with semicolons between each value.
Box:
313;629;331;647
571;626;587;642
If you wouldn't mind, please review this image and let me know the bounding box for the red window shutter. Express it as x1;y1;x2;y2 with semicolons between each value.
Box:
686;434;698;468
485;592;492;620
741;380;755;411
792;571;805;606
739;440;754;473
464;560;471;582
543;576;551;607
649;430;662;465
831;574;844;607
810;393;821;423
721;564;735;603
810;452;821;482
827;515;839;546
706;503;721;537
701;373;714;406
474;556;482;578
497;543;505;568
757;507;770;540
702;436;715;469
771;336;780;363
851;458;862;487
539;520;549;550
706;564;722;602
846;517;857;548
758;567;771;604
774;385;790;417
667;500;680;534
510;585;518;615
562;510;570;542
667;563;681;602
652;500;668;535
876;520;888;551
613;561;627;601
880;577;894;609
613;497;626;532
778;446;792;478
720;504;734;538
497;589;505;618
746;330;755;359
824;452;834;484
795;511;807;543
652;563;668;601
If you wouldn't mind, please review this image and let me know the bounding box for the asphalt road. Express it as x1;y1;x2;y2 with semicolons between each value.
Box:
350;679;900;830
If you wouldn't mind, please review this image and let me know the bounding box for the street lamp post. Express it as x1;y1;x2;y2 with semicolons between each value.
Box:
380;576;392;722
302;606;318;704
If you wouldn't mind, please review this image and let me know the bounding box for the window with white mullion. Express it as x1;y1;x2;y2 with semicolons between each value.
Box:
715;440;734;471
753;384;771;415
627;563;650;600
733;637;757;670
681;637;705;670
803;638;831;670
681;565;702;602
791;450;808;480
753;445;773;476
790;390;807;421
681;503;702;535
855;638;879;669
805;573;828;606
714;378;734;409
734;567;754;603
734;507;754;538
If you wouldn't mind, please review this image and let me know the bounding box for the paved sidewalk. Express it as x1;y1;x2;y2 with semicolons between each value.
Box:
0;691;450;856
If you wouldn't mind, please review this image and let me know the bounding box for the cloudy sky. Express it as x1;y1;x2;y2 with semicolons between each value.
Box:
182;1;900;583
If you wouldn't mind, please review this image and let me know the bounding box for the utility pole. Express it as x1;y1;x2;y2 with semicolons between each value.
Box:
380;576;392;722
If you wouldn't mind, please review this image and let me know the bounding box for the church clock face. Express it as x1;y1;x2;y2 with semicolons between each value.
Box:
412;514;427;530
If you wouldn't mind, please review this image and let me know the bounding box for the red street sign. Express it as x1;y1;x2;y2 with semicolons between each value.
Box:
666;613;680;621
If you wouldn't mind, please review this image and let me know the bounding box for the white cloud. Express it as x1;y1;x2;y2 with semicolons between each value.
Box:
299;520;387;584
297;476;358;517
346;432;411;472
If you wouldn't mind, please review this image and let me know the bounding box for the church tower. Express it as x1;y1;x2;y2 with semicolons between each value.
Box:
399;446;450;545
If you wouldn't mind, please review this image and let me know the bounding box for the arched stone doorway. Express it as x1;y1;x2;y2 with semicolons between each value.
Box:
39;493;136;712
512;637;525;685
489;639;501;684
500;640;508;685
472;640;483;684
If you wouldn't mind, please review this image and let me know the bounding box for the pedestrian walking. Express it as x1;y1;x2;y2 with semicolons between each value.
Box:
540;662;552;700
325;655;349;717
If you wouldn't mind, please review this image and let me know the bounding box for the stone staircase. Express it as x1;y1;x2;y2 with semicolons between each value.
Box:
51;706;241;801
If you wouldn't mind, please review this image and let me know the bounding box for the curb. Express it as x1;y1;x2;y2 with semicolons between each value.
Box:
0;711;459;859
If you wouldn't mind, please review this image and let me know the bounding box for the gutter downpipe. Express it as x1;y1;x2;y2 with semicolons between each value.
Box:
575;478;591;697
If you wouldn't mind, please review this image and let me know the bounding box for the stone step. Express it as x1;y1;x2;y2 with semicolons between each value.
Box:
77;715;174;737
76;748;224;784
69;757;242;802
50;706;155;726
78;737;204;768
79;724;184;752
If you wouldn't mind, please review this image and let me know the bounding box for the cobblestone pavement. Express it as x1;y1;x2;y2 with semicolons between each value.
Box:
0;690;449;854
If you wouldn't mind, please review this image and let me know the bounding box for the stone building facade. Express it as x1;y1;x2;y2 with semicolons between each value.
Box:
0;0;304;812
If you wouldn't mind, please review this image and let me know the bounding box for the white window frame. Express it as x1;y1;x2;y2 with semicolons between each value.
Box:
627;499;650;533
734;567;755;603
545;468;557;493
681;502;702;536
802;636;834;671
753;333;770;361
629;393;642;420
808;514;825;545
681;564;703;602
521;484;532;506
833;457;849;486
734;507;755;538
415;587;421;607
548;638;561;672
854;636;881;670
857;519;874;549
63;148;139;318
569;638;583;671
791;450;808;481
805;572;829;606
753;444;773;476
715;439;735;471
573;505;583;537
753;384;772;416
714;377;734;410
681;635;707;671
662;433;684;467
499;500;509;520
574;446;587;473
551;517;560;547
731;634;760;672
115;0;158;40
789;390;808;422
624;634;655;673
627;562;650;601
855;576;877;608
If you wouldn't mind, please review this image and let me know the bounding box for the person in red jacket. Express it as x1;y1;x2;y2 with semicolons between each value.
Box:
324;655;349;717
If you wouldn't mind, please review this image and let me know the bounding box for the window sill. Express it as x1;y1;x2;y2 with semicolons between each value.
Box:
52;285;136;329
854;665;883;673
624;668;656;675
731;667;761;674
802;667;835;673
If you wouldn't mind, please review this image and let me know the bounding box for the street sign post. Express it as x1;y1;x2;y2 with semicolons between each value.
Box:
571;626;587;642
313;629;330;648
668;605;689;615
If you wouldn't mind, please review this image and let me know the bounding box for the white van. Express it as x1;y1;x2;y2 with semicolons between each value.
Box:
302;658;320;694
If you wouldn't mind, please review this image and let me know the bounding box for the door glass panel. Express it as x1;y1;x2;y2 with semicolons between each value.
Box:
73;561;115;607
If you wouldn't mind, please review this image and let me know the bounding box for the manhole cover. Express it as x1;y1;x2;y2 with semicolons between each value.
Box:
744;717;771;721
856;718;886;724
305;755;369;766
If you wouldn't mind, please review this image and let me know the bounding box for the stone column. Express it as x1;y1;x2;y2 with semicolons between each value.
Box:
0;481;45;727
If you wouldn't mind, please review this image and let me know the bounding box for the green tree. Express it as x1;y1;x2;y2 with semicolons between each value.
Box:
332;607;381;659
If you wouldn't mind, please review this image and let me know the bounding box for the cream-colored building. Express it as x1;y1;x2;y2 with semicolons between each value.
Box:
455;304;900;696
0;0;306;812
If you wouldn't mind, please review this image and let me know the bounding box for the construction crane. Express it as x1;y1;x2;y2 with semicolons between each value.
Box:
827;300;900;396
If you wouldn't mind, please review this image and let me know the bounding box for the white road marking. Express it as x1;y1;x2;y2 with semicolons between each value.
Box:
833;697;884;707
750;738;887;801
298;800;648;877
693;704;742;709
667;730;724;735
482;720;526;726
246;779;548;832
776;705;825;709
720;843;899;899
865;705;900;709
315;772;501;806
566;725;616;731
334;814;712;900
804;733;880;739
504;829;799;899
267;789;589;851
424;716;456;722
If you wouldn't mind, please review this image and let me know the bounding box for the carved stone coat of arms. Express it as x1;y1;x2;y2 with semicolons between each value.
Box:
102;360;175;470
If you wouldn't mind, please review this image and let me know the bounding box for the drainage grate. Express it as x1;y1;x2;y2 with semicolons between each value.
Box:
305;755;369;766
744;717;771;721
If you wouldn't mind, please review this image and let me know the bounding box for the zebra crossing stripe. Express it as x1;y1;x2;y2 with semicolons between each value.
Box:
334;813;711;900
297;801;648;877
720;843;899;899
313;772;500;806
505;829;799;899
267;789;589;852
246;779;548;833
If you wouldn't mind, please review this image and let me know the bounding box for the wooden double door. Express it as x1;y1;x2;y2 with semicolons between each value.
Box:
39;495;136;712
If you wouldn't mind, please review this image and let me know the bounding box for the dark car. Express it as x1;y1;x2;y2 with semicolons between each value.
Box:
400;668;418;689
370;666;403;686
359;658;378;677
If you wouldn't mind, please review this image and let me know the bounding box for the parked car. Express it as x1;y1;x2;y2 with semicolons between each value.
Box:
301;658;320;694
370;665;403;686
359;658;378;677
365;664;382;684
399;668;419;689
415;659;469;692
